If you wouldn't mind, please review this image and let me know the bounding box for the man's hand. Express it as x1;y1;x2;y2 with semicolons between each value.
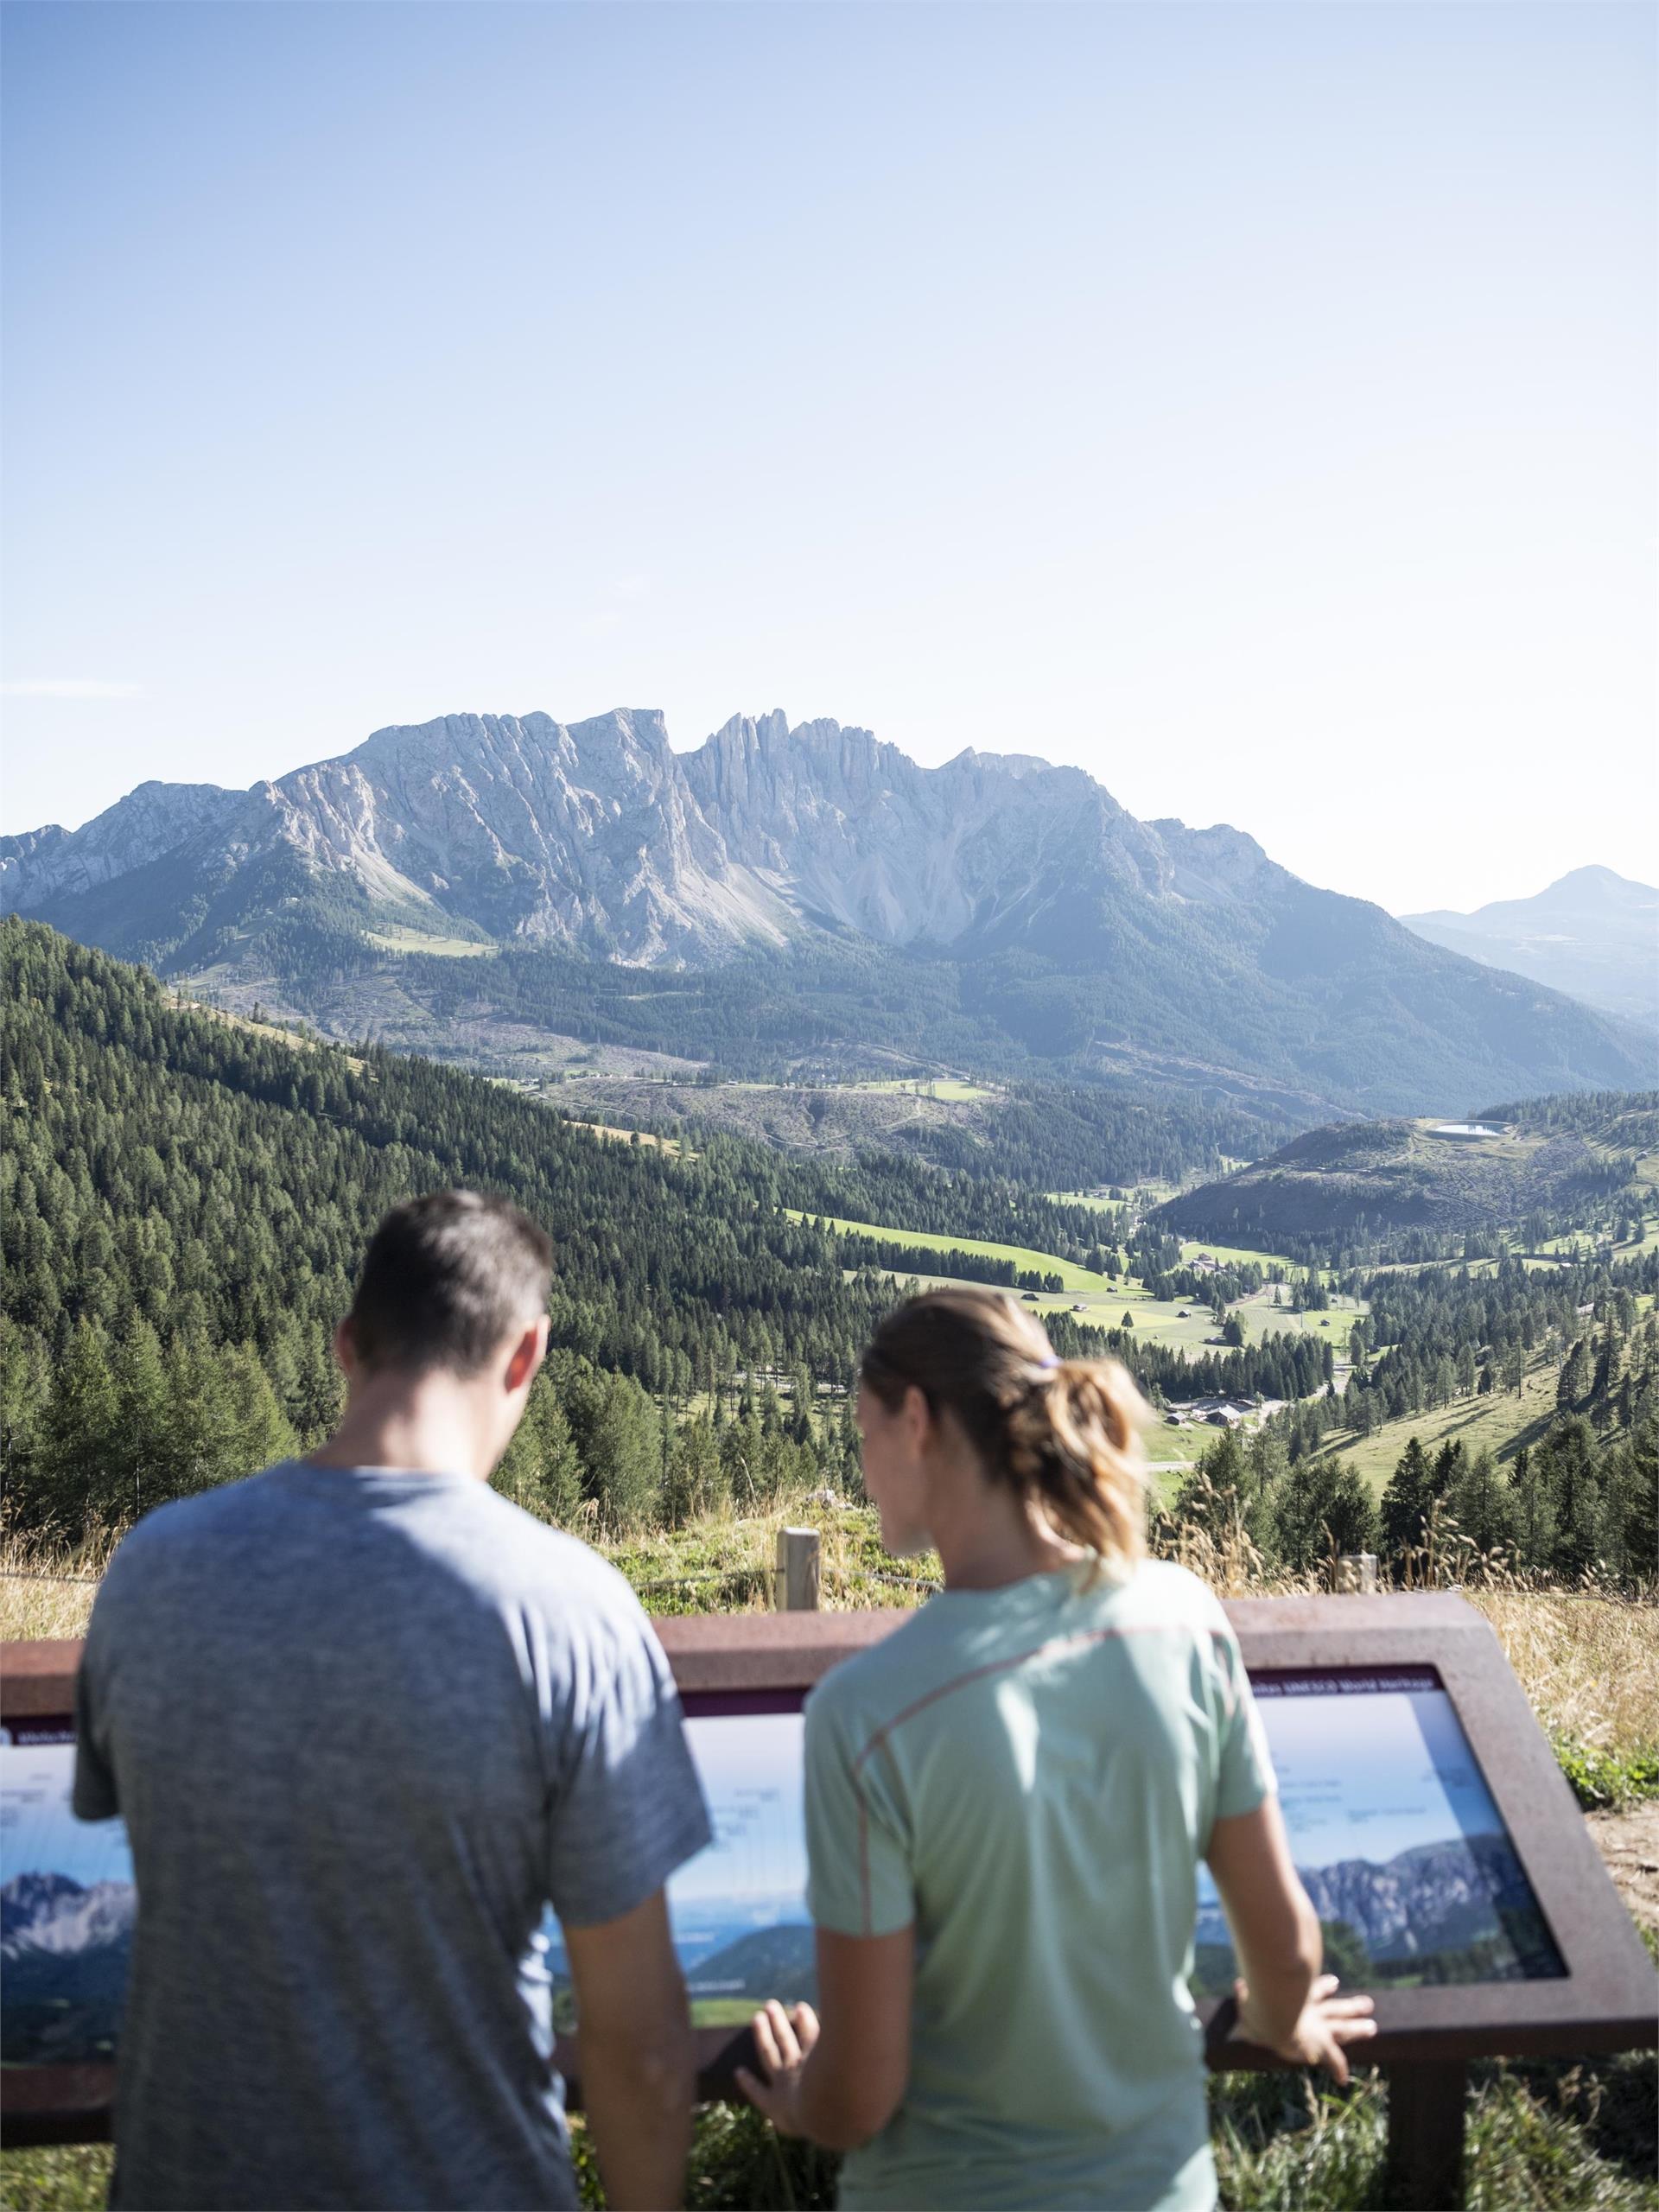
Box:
1235;1973;1376;2083
735;1999;822;2136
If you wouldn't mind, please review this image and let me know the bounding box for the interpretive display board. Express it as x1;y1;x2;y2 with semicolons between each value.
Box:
543;1694;816;2033
0;1718;135;2069
3;1597;1654;2165
1192;1666;1565;1994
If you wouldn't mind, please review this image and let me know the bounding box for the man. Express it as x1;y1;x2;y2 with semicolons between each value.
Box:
74;1190;709;2210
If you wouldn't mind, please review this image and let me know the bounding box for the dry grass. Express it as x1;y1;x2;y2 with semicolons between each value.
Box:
0;1529;115;1640
1468;1589;1659;1760
7;1499;1656;1768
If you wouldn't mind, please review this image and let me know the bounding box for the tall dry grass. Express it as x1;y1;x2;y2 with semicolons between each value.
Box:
0;1528;117;1640
6;1492;1656;1763
1468;1590;1659;1760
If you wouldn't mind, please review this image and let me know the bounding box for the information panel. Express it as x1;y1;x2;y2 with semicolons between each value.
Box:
669;1712;815;2025
545;1706;816;2031
1193;1667;1565;1993
0;1719;135;2069
0;1654;1589;2066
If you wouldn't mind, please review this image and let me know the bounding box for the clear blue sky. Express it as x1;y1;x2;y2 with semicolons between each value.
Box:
3;2;1652;912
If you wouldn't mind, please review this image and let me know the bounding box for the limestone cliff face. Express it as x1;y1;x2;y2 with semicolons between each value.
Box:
6;704;1648;1102
7;705;1274;963
0;782;242;910
680;710;1201;950
245;709;792;962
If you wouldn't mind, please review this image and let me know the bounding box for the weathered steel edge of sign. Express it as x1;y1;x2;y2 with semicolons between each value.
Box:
3;1596;1655;2150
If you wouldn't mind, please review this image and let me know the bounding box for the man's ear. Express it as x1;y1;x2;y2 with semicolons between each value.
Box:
504;1315;549;1395
334;1318;358;1379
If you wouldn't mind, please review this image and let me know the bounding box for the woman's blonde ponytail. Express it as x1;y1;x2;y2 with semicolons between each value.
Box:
860;1291;1148;1573
1003;1357;1146;1571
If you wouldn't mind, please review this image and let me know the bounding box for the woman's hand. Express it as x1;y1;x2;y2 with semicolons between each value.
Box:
1235;1973;1376;2083
734;1999;821;2135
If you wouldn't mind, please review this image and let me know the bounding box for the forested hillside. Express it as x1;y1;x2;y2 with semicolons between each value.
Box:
1155;1096;1659;1256
8;919;1655;1591
1;921;910;1536
558;1068;1285;1188
4;919;1234;1541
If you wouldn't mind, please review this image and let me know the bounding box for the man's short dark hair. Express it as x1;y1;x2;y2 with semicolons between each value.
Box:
346;1191;553;1377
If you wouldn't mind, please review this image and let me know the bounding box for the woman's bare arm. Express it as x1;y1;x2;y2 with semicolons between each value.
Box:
1206;1798;1376;2080
736;1924;914;2151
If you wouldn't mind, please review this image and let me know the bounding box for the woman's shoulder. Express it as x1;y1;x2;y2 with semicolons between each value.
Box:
1109;1554;1231;1628
804;1596;970;1744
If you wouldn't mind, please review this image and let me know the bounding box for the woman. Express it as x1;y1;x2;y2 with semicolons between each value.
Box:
737;1288;1374;2210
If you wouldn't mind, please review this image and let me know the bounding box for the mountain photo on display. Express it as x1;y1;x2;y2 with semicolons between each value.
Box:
0;1726;136;2067
1191;1669;1565;1998
546;1710;815;2034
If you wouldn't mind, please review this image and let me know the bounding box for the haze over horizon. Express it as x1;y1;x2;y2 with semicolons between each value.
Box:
3;2;1653;912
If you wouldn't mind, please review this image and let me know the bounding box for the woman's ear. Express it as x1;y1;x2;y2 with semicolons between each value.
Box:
902;1382;933;1457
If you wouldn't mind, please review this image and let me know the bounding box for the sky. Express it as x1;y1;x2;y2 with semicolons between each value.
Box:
3;2;1652;914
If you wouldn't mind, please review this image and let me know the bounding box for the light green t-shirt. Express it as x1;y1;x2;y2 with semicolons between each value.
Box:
803;1558;1274;2212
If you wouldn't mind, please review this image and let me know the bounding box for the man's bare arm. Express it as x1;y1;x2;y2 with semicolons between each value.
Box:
565;1888;696;2209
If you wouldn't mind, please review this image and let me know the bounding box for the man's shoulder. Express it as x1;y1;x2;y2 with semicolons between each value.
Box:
107;1464;290;1562
465;1488;644;1621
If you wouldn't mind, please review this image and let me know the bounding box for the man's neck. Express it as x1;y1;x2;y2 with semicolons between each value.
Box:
306;1371;491;1481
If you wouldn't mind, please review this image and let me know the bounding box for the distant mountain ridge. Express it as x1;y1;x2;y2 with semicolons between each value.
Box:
0;707;1290;963
1402;867;1659;1031
3;708;1651;1114
1194;1831;1559;1984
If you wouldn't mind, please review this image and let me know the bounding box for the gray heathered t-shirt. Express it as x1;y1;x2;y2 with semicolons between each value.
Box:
73;1461;712;2212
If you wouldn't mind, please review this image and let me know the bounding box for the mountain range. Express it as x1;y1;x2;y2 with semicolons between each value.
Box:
4;709;1651;1116
0;1871;136;2066
1402;868;1659;1031
1193;1832;1561;1991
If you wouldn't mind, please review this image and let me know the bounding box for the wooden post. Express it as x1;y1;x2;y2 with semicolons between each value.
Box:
773;1528;821;1612
1332;1552;1378;1594
1385;2061;1467;2209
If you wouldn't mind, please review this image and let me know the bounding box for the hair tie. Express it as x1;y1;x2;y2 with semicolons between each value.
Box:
1031;1353;1059;1378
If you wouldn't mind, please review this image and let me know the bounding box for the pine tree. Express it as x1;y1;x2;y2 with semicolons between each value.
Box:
39;1322;122;1535
1380;1437;1433;1567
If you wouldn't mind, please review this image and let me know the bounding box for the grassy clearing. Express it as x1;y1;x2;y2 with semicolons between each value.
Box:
566;1120;690;1156
787;1211;1109;1294
846;1077;995;1102
1179;1236;1302;1274
1313;1356;1561;1493
363;925;497;958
